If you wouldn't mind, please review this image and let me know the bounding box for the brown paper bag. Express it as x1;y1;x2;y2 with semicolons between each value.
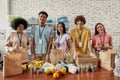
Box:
50;49;65;64
17;48;29;63
99;50;116;71
3;52;22;77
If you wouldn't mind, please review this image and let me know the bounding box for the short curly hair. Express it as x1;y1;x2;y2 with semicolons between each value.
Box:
74;15;86;25
11;18;28;30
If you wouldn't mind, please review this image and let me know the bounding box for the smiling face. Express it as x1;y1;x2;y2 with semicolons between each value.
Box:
17;24;24;33
38;14;47;25
94;23;106;35
96;24;105;33
57;24;63;34
76;20;84;27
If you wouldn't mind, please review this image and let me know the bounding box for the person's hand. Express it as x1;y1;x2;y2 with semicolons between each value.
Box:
73;52;78;60
94;44;102;51
89;52;97;58
9;47;16;52
95;44;102;48
53;39;57;46
31;54;36;60
104;44;110;48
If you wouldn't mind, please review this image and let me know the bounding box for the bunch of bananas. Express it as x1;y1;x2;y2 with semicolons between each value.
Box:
28;60;45;69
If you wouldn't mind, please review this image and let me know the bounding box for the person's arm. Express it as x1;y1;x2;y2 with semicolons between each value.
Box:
46;27;55;61
88;40;92;53
30;37;36;59
70;35;78;59
88;39;96;58
25;34;30;50
88;30;96;58
70;29;78;59
109;36;113;49
47;37;53;54
66;38;70;53
5;33;16;53
46;37;53;62
92;36;99;50
87;30;93;53
92;36;96;49
66;34;71;52
104;35;113;49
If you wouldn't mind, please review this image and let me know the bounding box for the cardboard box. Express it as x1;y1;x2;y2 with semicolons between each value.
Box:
75;56;98;67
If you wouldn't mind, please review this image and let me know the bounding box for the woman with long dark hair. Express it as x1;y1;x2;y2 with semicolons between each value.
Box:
92;23;113;51
53;22;70;52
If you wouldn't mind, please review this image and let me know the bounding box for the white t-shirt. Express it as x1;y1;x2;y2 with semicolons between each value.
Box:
56;33;70;51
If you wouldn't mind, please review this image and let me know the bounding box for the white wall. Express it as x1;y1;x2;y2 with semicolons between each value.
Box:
0;0;8;29
9;0;120;51
0;0;8;60
0;0;8;54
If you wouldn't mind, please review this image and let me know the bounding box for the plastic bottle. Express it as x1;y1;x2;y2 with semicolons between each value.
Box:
114;52;120;77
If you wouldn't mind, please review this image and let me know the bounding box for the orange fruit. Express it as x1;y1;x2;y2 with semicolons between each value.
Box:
51;68;56;74
60;67;67;74
61;67;67;71
53;72;59;79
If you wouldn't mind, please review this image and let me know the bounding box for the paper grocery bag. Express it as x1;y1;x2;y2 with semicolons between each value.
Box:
3;52;22;77
99;50;116;71
50;49;65;64
17;48;29;63
108;50;116;68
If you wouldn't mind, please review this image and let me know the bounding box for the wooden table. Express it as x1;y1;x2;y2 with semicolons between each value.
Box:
0;69;120;80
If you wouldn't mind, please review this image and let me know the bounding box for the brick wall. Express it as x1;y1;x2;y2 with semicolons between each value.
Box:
9;0;120;51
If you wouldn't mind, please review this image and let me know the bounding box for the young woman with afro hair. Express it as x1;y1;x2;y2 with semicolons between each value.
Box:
5;17;29;63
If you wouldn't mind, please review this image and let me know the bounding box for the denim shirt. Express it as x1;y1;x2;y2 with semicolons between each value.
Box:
31;25;53;54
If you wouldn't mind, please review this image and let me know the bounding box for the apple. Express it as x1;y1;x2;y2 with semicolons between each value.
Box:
21;64;27;70
45;69;51;74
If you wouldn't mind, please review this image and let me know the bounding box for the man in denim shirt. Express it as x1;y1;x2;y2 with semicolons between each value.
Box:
31;11;53;61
